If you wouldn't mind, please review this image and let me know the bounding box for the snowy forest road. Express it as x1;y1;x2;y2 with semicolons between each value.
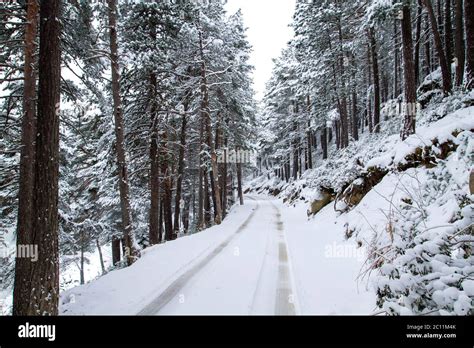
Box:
61;194;373;315
137;197;298;315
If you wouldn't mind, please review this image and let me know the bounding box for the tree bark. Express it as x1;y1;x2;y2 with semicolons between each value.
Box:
198;28;222;225
350;58;359;141
292;116;299;179
336;21;349;148
96;239;106;275
112;238;121;265
13;0;39;316
221;139;228;218
445;0;453;79
401;4;417;140
424;12;433;75
204;168;211;225
158;201;164;241
197;113;205;229
454;0;465;86
306;96;313;169
148;72;160;246
366;43;373;133
394;19;401;97
321;127;328;160
236;162;244;205
414;0;423;86
422;0;453;94
107;0;136;265
28;0;62;315
368;27;381;133
160;126;174;241
80;231;85;285
182;197;190;234
465;0;474;88
173;95;189;235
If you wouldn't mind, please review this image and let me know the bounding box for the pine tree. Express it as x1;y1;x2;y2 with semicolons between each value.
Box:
465;0;474;88
28;0;62;315
12;0;38;316
107;0;137;265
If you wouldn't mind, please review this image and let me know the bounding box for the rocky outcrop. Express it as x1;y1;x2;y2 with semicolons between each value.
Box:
336;133;462;213
398;138;457;172
336;166;388;212
307;187;335;216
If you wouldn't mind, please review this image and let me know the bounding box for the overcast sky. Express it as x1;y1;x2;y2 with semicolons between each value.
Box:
225;0;296;101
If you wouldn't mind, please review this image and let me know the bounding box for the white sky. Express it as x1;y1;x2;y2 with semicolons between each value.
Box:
225;0;296;101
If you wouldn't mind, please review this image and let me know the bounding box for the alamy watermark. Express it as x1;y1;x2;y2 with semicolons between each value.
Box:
324;242;365;262
216;149;255;164
383;101;422;118
0;229;39;262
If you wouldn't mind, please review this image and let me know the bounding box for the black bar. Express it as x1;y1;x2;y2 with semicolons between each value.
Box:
0;316;472;346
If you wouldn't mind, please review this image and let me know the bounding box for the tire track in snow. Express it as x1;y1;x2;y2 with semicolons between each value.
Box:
248;200;272;314
248;199;297;315
272;202;297;315
137;197;259;315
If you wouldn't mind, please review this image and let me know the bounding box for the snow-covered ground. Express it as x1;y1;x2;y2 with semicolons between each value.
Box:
60;196;375;315
247;105;474;315
59;105;472;316
279;199;375;314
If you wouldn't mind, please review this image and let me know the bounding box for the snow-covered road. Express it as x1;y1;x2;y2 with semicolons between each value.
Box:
138;197;297;315
60;195;374;315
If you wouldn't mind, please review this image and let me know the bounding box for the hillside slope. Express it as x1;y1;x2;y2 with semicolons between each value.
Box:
248;104;474;315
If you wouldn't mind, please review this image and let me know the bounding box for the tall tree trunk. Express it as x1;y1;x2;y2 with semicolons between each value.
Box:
28;0;62;315
336;22;349;148
292;112;299;179
197;115;205;229
158;201;164;241
454;0;465;86
80;231;85;285
366;43;373;133
13;0;39;316
221;138;228;218
401;4;417;139
173;95;189;235
351;59;359;141
414;0;423;86
236;162;244;205
422;0;453;94
148;72;160;246
338;98;348;148
321;127;328;160
465;0;474;88
96;239;106;275
209;170;217;219
147;19;160;246
306;96;313;169
204;168;211;225
107;0;136;265
394;19;401;97
424;12;433;75
445;0;453;79
368;27;381;133
160;126;174;241
182;197;190;234
112;238;121;265
198;28;222;225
